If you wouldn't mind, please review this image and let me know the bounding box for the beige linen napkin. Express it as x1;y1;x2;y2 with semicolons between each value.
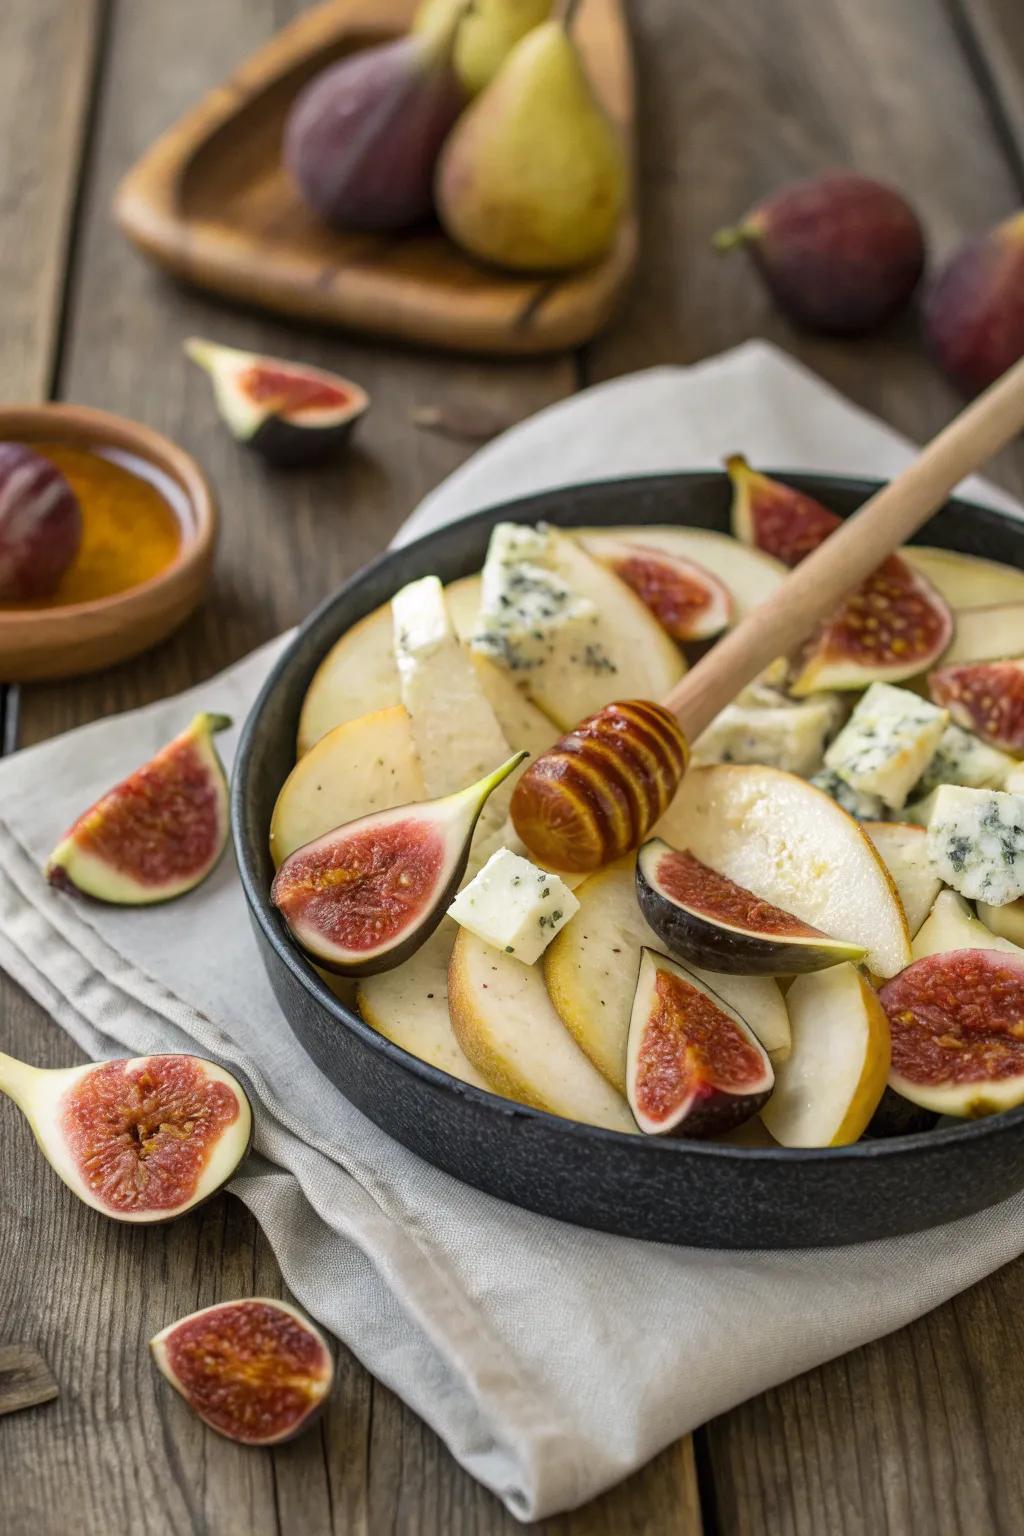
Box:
1;341;1022;1521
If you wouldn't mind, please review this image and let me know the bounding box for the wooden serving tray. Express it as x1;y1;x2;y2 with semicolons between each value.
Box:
114;0;636;356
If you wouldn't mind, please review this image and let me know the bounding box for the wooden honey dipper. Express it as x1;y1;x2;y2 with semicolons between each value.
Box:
510;356;1024;872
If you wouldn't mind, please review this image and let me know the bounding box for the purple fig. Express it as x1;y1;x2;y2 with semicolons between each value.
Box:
283;7;467;232
713;172;926;336
0;443;82;600
923;211;1024;396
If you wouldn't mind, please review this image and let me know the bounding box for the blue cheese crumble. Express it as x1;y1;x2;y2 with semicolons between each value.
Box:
926;785;1024;905
823;682;948;810
447;847;580;965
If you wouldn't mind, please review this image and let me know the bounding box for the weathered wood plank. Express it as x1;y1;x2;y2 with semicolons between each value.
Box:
1;0;701;1531
584;0;1024;1531
953;0;1024;178
0;0;102;403
0;1345;59;1417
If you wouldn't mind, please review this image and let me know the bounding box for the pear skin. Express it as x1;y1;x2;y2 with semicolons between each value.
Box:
415;0;552;95
435;19;626;272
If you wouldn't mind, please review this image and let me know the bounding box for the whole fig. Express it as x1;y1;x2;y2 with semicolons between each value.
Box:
0;442;82;600
714;172;926;336
923;211;1024;395
283;7;466;232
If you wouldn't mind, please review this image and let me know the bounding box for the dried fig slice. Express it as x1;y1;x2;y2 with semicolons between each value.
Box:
46;712;231;904
0;1051;251;1222
636;838;866;974
626;948;774;1136
151;1298;333;1444
272;753;525;976
581;534;732;641
186;338;368;467
878;949;1024;1115
728;455;953;690
928;659;1024;751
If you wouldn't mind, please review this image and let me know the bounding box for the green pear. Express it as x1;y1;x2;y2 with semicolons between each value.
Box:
435;17;626;272
415;0;552;96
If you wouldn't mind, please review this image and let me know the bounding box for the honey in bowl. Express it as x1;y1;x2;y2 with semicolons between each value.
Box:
0;441;186;610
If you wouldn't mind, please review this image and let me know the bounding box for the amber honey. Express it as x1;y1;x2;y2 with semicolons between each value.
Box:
0;441;186;610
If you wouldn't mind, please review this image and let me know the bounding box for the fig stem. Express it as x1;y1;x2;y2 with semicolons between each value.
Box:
0;1050;40;1108
712;224;750;254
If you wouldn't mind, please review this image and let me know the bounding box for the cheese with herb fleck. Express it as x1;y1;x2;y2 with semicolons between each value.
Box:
823;682;948;810
914;722;1014;797
447;847;580;965
391;576;512;812
809;768;887;821
927;784;1024;905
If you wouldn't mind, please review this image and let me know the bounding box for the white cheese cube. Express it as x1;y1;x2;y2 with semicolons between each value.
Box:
914;723;1014;797
447;847;580;964
473;522;601;676
391;576;512;808
823;682;948;810
809;769;886;821
693;695;839;777
927;785;1024;905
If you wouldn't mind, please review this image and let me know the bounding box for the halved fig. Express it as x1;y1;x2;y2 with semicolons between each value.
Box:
727;454;840;567
271;752;525;976
0;1051;251;1222
636;838;865;974
929;659;1024;751
760;963;890;1147
727;455;953;691
580;534;732;641
186;337;368;467
879;949;1024;1115
626;949;774;1136
791;555;953;693
46;713;231;905
151;1298;333;1445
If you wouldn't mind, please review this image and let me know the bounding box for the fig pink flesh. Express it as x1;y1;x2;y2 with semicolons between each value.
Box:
161;1301;331;1443
635;968;768;1124
880;950;1024;1088
238;365;355;417
272;817;445;953
61;1056;241;1215
929;660;1024;751
654;848;824;938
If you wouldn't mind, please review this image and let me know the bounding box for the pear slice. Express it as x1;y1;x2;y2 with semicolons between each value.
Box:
271;705;424;867
272;754;525;976
46;713;231;905
656;765;911;978
760;964;890;1148
626;949;774;1137
358;920;491;1092
544;854;791;1090
911;888;1024;962
863;822;942;938
904;547;1024;609
447;928;636;1132
941;603;1024;665
977;898;1024;947
0;1051;251;1222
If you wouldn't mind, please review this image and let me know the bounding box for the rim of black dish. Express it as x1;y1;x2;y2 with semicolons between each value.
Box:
232;470;1024;1167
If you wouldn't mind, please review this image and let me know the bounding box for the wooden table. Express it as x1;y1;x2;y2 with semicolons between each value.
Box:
2;1;1023;1531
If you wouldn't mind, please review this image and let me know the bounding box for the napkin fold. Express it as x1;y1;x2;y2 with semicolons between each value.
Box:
2;341;1023;1522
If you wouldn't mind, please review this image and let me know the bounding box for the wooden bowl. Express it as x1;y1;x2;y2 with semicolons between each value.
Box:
0;404;216;681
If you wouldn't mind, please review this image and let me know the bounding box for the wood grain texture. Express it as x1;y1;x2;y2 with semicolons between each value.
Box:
953;0;1024;178
0;1345;59;1417
584;0;1024;1530
0;0;102;402
0;0;700;1530
114;0;637;356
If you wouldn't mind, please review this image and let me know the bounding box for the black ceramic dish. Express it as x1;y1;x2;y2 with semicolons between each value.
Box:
233;472;1024;1249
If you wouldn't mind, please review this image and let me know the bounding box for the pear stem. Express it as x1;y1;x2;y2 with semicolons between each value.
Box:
0;1050;40;1108
561;0;584;31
